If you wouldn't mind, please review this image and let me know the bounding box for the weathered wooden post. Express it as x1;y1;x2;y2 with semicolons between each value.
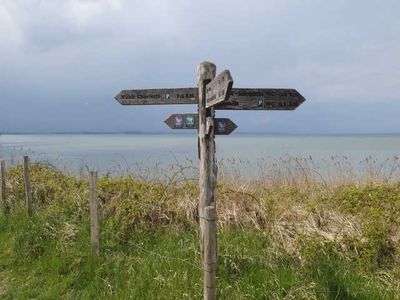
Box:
197;61;218;299
0;159;7;214
23;156;33;216
89;171;100;256
203;205;218;298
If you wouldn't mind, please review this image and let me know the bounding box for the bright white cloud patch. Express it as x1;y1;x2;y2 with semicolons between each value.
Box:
67;0;122;27
0;0;124;51
0;2;23;50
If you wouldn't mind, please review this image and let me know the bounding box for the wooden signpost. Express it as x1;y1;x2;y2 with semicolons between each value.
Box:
115;61;305;300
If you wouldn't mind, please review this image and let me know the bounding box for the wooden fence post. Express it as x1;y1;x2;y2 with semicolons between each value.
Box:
89;171;100;256
198;61;218;300
0;160;8;214
23;156;33;216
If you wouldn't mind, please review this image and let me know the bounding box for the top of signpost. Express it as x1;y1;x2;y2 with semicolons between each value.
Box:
197;61;217;83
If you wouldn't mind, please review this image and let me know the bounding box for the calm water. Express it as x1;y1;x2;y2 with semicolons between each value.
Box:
1;134;399;178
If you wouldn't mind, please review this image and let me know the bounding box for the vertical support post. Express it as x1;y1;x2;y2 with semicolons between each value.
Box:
203;206;217;299
197;61;218;300
89;171;100;256
0;160;8;214
23;156;33;216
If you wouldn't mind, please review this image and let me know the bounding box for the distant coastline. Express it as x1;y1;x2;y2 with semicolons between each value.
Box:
1;132;400;137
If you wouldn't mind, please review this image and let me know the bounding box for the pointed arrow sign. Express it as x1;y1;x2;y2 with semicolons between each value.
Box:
115;88;197;105
164;113;198;129
115;87;304;110
205;70;233;108
164;113;237;135
216;88;305;110
214;118;237;135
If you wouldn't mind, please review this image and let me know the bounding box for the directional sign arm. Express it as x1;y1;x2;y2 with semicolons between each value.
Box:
216;88;305;110
165;113;237;135
205;70;234;108
214;118;237;135
164;113;199;129
115;88;198;105
115;87;305;110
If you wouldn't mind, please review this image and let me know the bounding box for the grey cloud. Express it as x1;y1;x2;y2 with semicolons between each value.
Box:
0;0;399;133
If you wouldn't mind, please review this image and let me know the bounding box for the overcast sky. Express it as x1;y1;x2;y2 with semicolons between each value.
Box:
0;0;399;134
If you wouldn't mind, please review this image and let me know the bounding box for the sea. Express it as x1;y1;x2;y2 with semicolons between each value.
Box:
1;133;399;179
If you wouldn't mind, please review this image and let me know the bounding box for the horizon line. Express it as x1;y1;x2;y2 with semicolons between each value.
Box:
1;131;400;136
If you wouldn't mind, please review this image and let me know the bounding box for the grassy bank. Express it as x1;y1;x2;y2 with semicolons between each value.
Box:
0;162;399;299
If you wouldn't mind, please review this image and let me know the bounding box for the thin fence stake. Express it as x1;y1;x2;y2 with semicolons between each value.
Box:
0;160;8;214
23;156;33;216
89;171;100;256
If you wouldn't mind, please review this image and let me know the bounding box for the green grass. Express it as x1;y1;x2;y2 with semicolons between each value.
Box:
0;163;398;299
0;218;395;299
